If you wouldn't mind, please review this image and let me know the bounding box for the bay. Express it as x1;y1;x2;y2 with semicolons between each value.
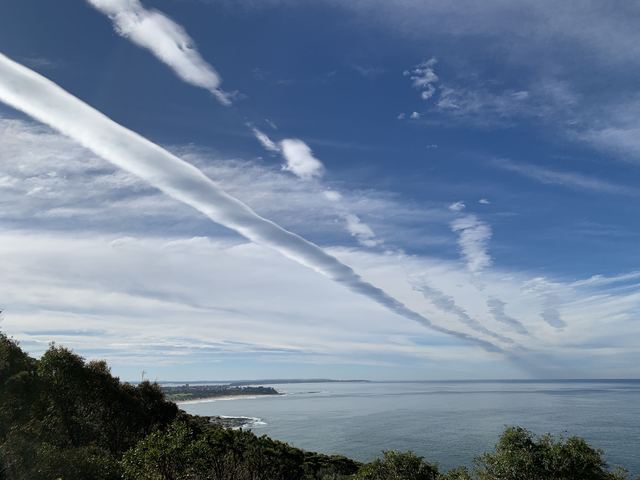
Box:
181;380;640;475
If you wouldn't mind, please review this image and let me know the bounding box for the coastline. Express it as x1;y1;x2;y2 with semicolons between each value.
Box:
207;415;267;429
175;392;283;405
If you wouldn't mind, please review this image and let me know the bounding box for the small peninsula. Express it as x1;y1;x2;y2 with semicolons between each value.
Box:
161;384;280;402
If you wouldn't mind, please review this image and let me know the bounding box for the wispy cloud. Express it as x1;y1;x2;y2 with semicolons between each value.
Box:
250;128;373;248
523;278;568;330
404;58;438;101
251;127;280;153
448;201;466;212
351;64;385;78
323;190;342;202
0;52;501;353
413;280;514;344
86;0;232;105
447;204;527;337
345;214;382;248
540;299;566;329
492;158;636;195
20;56;59;70
250;127;326;181
487;297;529;335
571;271;640;289
401;58;537;127
435;86;531;124
279;138;326;180
450;214;492;274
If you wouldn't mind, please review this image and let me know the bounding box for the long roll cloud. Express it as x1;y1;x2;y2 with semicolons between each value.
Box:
86;0;231;105
0;53;502;353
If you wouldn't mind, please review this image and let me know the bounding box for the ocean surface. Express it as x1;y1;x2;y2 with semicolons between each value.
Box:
181;380;640;475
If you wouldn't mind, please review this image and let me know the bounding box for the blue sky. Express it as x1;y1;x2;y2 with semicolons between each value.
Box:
1;0;640;380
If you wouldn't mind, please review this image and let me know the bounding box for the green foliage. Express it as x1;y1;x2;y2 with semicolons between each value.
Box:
303;452;361;479
122;418;359;480
0;334;178;479
475;426;628;480
354;450;439;480
121;421;195;480
439;467;473;480
0;331;360;480
0;330;635;480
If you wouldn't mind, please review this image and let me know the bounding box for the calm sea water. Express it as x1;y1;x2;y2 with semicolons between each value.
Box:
181;380;640;475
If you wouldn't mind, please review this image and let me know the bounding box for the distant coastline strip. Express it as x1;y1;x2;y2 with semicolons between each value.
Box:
162;384;281;403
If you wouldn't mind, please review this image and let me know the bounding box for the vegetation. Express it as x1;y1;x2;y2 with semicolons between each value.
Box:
0;331;634;480
161;384;280;402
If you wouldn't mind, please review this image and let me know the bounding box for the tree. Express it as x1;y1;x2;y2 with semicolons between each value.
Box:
354;451;439;480
121;421;195;480
475;426;628;480
439;467;473;480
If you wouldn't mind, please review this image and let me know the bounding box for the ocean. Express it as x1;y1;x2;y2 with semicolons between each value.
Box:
181;380;640;475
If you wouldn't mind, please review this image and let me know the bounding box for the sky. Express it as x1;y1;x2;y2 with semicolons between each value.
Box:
1;0;640;381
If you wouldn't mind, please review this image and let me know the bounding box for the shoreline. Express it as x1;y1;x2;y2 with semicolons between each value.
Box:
208;415;267;429
175;392;283;405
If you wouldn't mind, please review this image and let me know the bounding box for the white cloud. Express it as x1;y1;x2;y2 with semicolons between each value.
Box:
2;110;640;376
279;138;326;180
251;127;280;153
4;229;640;378
448;201;465;212
404;58;438;101
584;127;640;160
435;86;532;124
450;214;492;273
479;198;490;205
486;297;528;335
0;115;444;249
570;271;640;289
522;278;568;330
412;279;515;344
324;190;342;202
410;111;421;119
86;0;232;105
345;214;382;248
0;53;501;354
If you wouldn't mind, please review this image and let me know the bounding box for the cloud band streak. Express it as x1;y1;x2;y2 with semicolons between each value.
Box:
0;53;502;354
413;282;514;344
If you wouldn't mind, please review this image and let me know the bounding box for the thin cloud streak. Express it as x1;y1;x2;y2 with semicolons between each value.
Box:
412;281;514;344
487;297;529;335
451;214;492;274
0;52;502;354
345;214;382;248
492;158;637;195
86;0;232;105
251;127;280;153
448;208;528;337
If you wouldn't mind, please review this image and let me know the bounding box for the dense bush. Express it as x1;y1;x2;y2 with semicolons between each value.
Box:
474;426;629;480
0;332;359;480
121;419;359;480
353;451;438;480
0;331;634;480
0;332;179;479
